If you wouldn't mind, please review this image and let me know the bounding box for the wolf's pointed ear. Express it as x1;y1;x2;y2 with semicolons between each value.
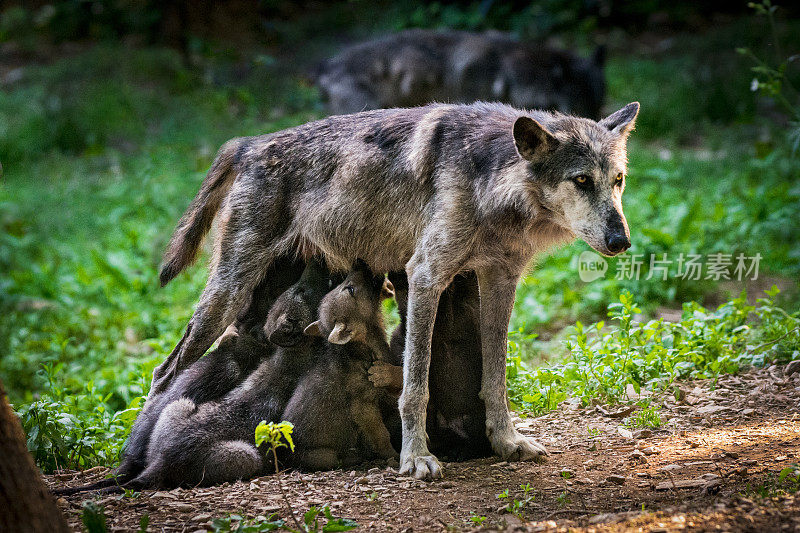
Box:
304;321;323;337
381;279;395;300
328;322;353;345
513;117;558;161
600;102;639;136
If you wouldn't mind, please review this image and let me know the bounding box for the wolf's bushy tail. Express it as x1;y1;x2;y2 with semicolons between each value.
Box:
159;138;244;286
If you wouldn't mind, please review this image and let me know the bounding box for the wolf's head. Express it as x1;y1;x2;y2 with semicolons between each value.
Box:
513;102;639;257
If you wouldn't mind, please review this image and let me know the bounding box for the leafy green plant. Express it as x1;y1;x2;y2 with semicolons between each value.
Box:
210;514;284;532
296;506;358;533
625;405;663;429
508;289;800;414
737;1;800;150
778;464;800;493
556;491;571;507
255;421;296;470
497;484;535;518
469;513;487;526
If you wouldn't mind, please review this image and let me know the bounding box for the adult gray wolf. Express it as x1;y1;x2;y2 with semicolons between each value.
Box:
315;29;606;119
153;100;639;480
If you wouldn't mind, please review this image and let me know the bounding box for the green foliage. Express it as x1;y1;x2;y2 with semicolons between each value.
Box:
81;500;108;533
745;464;800;498
468;513;487;526
508;290;800;414
625;405;663;429
295;506;358;533
209;507;358;533
737;1;800;150
15;365;144;472
497;484;535;518
778;464;800;493
255;421;296;453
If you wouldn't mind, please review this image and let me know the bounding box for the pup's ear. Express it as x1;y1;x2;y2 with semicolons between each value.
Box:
304;321;323;337
381;279;395;300
327;322;353;345
600;102;639;136
513;117;558;161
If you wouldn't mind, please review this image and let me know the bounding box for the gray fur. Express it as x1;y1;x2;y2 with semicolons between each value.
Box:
154;101;639;480
128;263;396;487
125;260;339;488
284;262;398;470
316;29;606;119
386;270;491;460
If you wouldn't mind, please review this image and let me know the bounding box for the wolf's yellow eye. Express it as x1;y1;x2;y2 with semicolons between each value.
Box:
615;173;624;184
575;175;587;184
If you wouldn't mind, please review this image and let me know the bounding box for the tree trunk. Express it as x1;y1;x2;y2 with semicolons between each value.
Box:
0;380;69;532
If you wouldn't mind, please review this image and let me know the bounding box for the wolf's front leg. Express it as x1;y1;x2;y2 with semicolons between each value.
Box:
476;267;547;461
398;266;445;480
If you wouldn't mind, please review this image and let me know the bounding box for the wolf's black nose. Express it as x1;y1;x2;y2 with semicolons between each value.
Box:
606;234;631;254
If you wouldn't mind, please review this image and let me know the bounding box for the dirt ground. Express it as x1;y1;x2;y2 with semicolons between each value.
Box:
48;364;800;532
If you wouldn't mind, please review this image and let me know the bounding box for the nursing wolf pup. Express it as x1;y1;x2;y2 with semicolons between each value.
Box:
315;29;606;119
283;262;398;470
124;260;339;488
154;100;639;480
127;262;396;487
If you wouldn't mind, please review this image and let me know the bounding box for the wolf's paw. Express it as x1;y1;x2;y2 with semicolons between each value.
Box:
491;429;548;462
399;451;443;480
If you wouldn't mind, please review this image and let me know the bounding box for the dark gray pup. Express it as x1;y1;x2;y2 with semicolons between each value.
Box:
124;259;339;488
315;29;606;119
382;270;492;460
283;262;398;470
154;100;639;480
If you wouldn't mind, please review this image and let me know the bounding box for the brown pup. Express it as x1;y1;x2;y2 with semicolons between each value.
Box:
121;260;340;489
283;261;398;470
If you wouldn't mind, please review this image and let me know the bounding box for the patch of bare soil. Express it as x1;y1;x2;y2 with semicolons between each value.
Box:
48;365;800;532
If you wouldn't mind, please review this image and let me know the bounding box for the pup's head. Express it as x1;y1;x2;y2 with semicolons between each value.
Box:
263;259;341;347
513;102;639;256
304;261;394;345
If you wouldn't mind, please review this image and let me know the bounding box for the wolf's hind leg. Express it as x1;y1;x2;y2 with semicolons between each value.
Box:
298;448;339;471
151;231;276;394
351;399;397;460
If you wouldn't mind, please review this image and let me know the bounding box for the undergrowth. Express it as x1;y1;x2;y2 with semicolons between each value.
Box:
507;287;800;415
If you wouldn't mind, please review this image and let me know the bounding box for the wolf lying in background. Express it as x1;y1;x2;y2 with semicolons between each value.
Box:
125;262;397;488
152;100;639;480
315;29;606;119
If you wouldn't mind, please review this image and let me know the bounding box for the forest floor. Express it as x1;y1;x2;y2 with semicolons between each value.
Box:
48;364;800;532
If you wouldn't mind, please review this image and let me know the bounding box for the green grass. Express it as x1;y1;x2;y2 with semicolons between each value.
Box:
1;12;799;472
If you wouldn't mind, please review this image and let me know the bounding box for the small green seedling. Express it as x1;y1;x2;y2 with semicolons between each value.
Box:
469;513;487;526
255;420;296;472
